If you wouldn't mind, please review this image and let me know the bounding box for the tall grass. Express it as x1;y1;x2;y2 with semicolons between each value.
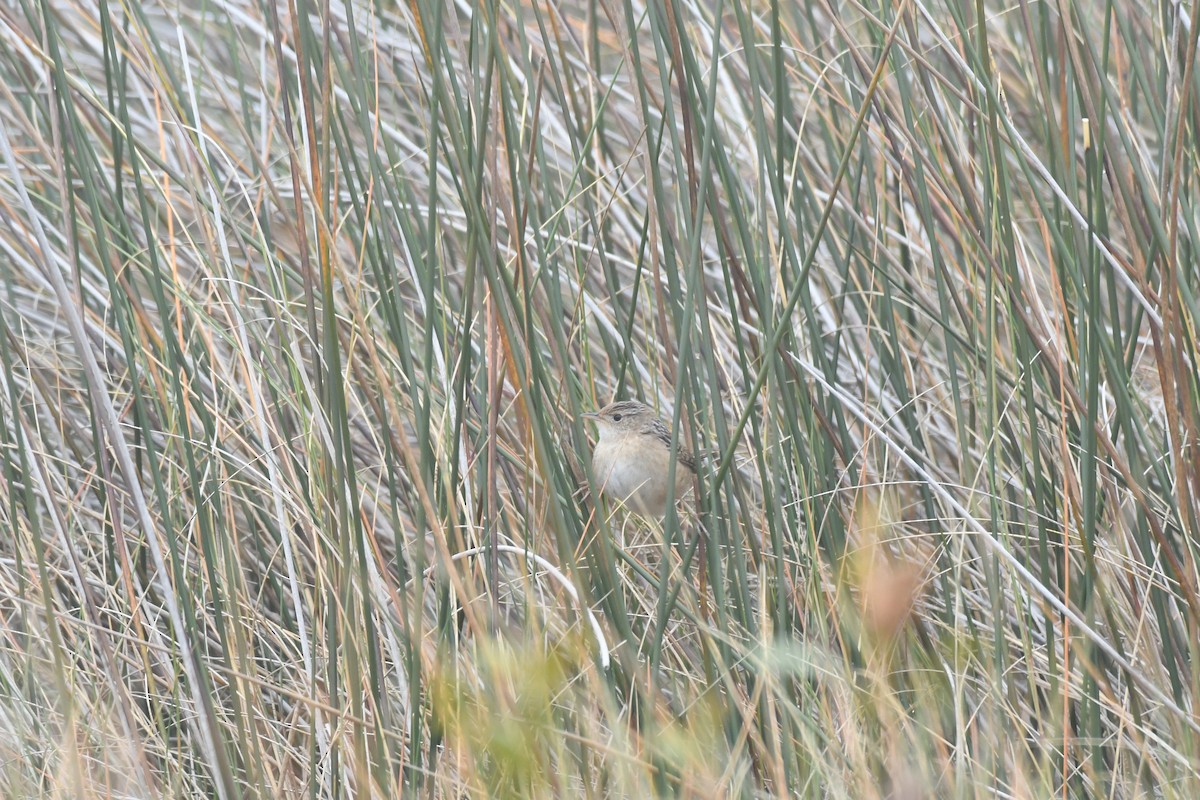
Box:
1;0;1198;795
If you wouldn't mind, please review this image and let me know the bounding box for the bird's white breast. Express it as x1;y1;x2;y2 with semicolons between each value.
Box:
591;435;691;517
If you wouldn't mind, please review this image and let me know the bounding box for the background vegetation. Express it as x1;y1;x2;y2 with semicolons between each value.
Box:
1;0;1198;796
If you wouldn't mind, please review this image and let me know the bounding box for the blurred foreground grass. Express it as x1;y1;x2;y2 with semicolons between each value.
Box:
1;0;1199;796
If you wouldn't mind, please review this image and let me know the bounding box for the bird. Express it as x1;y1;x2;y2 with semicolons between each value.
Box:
580;400;698;519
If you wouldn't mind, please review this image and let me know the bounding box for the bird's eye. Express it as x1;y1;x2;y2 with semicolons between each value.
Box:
612;414;622;421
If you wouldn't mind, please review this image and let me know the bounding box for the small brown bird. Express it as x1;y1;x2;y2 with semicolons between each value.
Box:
580;400;697;518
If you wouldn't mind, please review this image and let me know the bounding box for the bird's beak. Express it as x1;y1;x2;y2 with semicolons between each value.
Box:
579;411;600;421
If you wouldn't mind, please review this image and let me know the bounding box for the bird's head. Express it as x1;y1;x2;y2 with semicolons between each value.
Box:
579;400;656;440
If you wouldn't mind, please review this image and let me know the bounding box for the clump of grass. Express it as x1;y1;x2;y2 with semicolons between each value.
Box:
1;0;1198;796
